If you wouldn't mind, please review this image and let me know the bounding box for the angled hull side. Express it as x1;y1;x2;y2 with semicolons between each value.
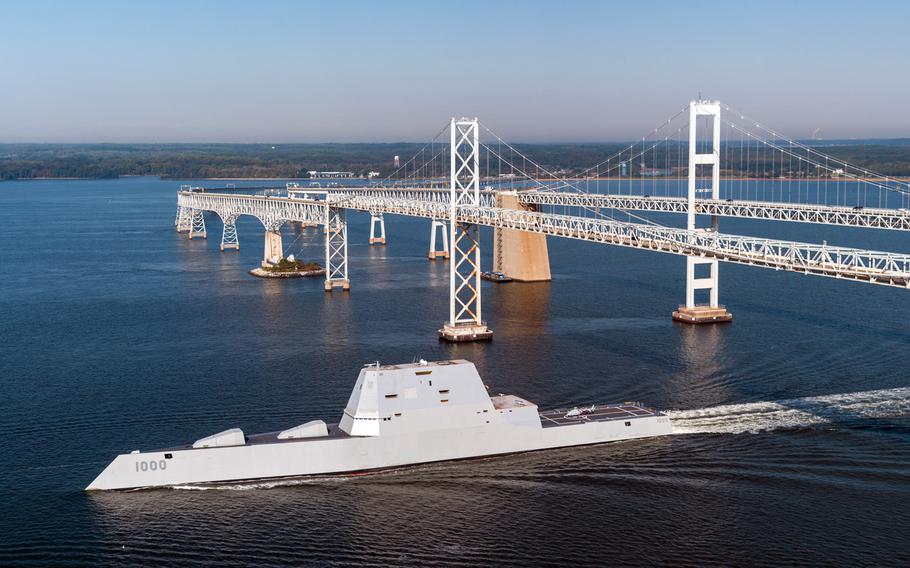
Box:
87;415;671;490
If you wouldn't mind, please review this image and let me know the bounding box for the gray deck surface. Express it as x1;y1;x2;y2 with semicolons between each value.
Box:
159;405;661;453
538;404;659;427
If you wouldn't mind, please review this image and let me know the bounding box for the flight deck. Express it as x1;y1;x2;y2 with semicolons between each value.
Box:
538;403;660;427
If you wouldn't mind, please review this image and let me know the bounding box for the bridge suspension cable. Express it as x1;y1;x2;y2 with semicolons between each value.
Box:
718;104;910;210
476;121;677;229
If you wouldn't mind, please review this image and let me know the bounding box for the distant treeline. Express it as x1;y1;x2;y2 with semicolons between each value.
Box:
0;143;425;181
1;140;910;181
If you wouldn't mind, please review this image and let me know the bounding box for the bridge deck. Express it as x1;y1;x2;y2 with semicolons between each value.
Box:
516;192;910;231
176;191;910;289
298;187;910;231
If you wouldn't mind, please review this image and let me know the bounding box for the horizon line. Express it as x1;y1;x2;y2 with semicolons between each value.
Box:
2;137;910;146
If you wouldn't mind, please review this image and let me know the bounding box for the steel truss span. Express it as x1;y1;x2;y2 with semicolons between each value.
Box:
516;193;910;231
291;187;499;208
295;188;910;231
177;192;325;229
177;192;910;289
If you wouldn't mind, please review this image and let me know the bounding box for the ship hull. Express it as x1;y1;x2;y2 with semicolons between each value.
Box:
87;414;671;490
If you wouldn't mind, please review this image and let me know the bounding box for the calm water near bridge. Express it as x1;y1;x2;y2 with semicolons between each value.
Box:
1;177;909;566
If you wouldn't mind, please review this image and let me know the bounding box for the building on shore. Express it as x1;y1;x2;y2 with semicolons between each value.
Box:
308;171;355;179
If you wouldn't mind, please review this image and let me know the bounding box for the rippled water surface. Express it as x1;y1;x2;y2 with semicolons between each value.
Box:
1;178;909;566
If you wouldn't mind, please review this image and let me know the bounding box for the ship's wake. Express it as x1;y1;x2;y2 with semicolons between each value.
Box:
666;387;910;435
167;466;422;491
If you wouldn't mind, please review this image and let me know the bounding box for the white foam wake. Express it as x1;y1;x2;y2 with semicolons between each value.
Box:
168;475;355;491
666;387;910;435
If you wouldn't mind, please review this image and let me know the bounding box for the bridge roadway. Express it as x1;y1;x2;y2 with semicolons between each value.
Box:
287;187;910;231
178;191;910;289
517;192;910;231
209;185;910;231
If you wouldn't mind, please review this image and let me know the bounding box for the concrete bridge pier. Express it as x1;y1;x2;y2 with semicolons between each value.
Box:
324;278;351;291
369;212;386;245
428;219;449;259
493;191;551;281
262;229;283;267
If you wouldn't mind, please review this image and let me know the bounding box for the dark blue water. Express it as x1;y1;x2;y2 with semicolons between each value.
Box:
1;178;909;566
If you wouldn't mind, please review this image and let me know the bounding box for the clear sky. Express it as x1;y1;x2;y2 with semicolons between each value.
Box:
1;0;908;143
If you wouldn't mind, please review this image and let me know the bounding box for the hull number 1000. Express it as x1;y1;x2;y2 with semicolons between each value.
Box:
135;460;167;472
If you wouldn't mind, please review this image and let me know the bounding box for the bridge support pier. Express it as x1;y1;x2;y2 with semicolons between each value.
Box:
428;218;449;259
325;207;350;292
439;117;492;342
673;257;731;323
220;214;239;251
493;191;551;281
176;207;192;233
262;229;283;267
188;210;207;239
674;100;731;324
369;212;386;245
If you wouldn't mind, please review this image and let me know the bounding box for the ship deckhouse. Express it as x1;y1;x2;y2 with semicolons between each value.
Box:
338;359;540;436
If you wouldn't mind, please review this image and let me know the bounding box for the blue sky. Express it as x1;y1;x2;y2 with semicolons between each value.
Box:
1;0;908;142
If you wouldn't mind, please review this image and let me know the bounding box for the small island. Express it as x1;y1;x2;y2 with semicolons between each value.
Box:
249;257;326;279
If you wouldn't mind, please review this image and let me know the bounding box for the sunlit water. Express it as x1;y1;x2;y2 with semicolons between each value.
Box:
1;178;909;566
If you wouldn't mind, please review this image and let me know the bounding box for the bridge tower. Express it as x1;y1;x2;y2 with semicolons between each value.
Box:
428;218;449;259
439;118;492;342
369;212;386;245
673;100;732;324
324;204;350;291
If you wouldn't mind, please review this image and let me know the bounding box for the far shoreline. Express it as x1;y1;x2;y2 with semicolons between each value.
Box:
7;175;910;183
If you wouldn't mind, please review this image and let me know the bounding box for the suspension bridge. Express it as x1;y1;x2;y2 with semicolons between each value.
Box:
174;100;910;341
